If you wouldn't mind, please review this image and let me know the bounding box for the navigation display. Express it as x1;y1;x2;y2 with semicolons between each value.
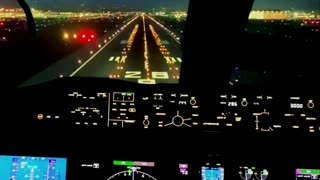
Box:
107;160;157;180
296;169;320;180
239;166;269;180
201;166;224;180
0;155;67;180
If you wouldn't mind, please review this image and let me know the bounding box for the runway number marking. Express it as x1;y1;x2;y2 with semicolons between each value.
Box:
138;79;156;84
152;72;169;79
125;71;169;79
125;71;142;79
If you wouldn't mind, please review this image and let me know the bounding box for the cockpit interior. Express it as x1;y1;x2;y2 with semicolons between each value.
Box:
1;0;320;179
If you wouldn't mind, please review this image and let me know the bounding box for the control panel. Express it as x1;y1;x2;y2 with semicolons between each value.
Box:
11;81;320;180
39;90;201;129
33;90;319;133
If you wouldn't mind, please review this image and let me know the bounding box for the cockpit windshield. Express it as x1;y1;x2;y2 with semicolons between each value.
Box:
1;0;188;87
0;0;319;87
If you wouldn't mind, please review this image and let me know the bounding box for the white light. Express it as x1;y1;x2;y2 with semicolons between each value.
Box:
63;33;69;39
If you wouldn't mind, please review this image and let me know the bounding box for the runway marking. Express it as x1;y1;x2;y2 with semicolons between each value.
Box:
161;40;170;45
124;71;142;79
108;56;127;63
124;71;169;79
165;57;171;64
69;16;139;77
164;57;182;64
142;15;151;79
108;56;115;61
138;79;156;84
152;72;169;79
120;40;128;44
147;15;181;45
120;56;126;63
115;56;120;62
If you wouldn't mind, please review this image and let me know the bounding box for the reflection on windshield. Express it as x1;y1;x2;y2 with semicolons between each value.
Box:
0;0;188;86
247;0;319;36
230;0;320;85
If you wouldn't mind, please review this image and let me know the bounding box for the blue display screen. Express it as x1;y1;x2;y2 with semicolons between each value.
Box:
201;166;224;180
0;155;67;180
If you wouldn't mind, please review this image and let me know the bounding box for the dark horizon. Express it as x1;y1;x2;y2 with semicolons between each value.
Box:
0;0;189;11
0;0;319;11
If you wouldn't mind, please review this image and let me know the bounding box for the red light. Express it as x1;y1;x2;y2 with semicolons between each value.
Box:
0;22;4;26
78;29;97;43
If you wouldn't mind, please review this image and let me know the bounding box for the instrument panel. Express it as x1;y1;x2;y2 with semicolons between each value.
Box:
10;81;320;180
39;90;200;129
1;154;319;180
31;89;320;133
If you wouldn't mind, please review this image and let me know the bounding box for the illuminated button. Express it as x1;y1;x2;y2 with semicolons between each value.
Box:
241;98;248;107
307;100;314;109
37;114;43;120
143;120;150;127
129;108;136;113
190;97;197;106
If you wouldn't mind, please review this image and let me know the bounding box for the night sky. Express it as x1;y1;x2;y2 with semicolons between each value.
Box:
0;0;319;11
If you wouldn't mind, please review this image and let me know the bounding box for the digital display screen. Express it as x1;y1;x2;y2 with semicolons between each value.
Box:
0;155;67;180
239;166;269;180
106;160;157;180
296;169;320;180
179;163;188;175
201;166;224;180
